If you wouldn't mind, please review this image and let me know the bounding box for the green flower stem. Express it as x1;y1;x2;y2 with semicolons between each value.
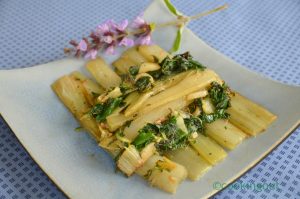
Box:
189;4;228;20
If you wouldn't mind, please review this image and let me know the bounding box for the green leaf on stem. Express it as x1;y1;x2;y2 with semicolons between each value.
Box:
170;27;183;53
164;0;180;16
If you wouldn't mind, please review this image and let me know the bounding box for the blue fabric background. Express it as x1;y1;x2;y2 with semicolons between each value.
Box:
0;0;299;198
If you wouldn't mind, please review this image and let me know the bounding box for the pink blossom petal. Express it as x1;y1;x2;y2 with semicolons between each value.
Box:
102;35;113;44
106;19;116;27
131;13;145;28
84;49;98;59
116;19;128;31
76;40;87;51
97;23;110;35
119;37;134;47
105;45;115;55
97;19;115;35
135;35;152;45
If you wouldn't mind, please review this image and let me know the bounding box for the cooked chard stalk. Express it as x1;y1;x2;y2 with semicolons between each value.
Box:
117;143;156;176
124;97;189;141
202;97;215;114
140;143;156;163
166;146;211;181
109;92;139;115
186;90;208;101
137;155;187;194
52;75;90;119
69;71;104;106
147;157;187;194
106;114;134;132
135;73;155;83
138;70;220;115
99;135;124;158
122;47;148;65
124;92;153;117
97;87;122;103
81;80;104;105
52;75;106;141
117;145;143;176
86;58;121;89
98;123;112;139
113;57;136;75
105;92;140;131
139;62;161;73
79;114;102;141
205;119;247;150
137;45;170;62
190;134;227;165
173;111;189;133
136;154;163;176
228;92;277;136
124;71;191;117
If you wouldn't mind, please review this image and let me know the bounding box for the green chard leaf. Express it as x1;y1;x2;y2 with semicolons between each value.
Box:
129;66;139;77
155;116;189;152
200;109;230;123
184;116;204;133
90;97;123;122
188;98;202;113
159;52;206;78
198;81;231;123
208;82;231;109
164;0;180;16
132;124;158;151
160;56;177;76
134;76;153;92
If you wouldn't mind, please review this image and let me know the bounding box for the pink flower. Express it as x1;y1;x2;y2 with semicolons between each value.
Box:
131;13;146;29
96;20;118;54
102;35;113;44
105;45;115;55
119;37;134;47
84;49;98;59
131;13;153;45
113;20;134;47
67;14;153;59
76;40;87;51
96;20;114;36
135;35;152;45
114;19;128;31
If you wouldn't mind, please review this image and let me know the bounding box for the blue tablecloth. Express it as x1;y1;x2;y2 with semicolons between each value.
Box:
0;0;299;198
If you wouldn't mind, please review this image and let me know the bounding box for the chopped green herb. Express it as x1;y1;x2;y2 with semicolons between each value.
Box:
160;56;178;76
148;69;162;79
90;97;123;122
155;116;189;152
160;52;205;76
188;98;202;113
134;76;152;92
132;124;157;151
198;81;231;123
200;109;230;123
129;66;139;77
209;82;231;110
184;116;204;134
74;126;84;132
146;51;206;80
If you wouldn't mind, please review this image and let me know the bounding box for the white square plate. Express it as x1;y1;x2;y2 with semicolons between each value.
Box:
0;0;299;198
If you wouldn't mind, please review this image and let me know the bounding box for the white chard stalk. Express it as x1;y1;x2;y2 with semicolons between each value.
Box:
190;134;227;165
166;146;211;181
205;119;247;150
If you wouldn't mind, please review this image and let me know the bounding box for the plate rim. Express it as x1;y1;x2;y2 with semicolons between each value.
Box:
1;0;300;197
